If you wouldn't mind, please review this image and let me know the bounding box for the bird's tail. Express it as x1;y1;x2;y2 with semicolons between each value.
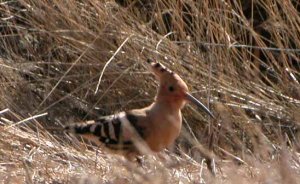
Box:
64;120;97;135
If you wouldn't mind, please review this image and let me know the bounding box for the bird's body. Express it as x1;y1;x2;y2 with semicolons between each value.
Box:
64;59;214;159
144;103;182;152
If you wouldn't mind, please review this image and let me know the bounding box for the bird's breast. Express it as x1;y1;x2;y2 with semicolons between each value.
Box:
146;111;182;152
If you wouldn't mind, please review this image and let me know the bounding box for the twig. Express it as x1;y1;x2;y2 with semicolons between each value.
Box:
217;147;247;165
94;34;134;94
156;32;175;51
174;41;300;53
4;112;48;130
0;108;9;114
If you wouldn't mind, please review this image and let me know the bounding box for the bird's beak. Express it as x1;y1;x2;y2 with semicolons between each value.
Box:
185;92;215;118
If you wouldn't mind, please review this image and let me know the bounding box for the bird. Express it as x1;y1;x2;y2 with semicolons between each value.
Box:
64;59;214;160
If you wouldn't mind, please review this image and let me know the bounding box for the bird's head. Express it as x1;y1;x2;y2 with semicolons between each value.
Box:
147;59;214;118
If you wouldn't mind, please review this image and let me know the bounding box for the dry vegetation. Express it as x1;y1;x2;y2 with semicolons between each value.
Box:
0;0;300;183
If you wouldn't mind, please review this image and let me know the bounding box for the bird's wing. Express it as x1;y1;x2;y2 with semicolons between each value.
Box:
64;111;147;151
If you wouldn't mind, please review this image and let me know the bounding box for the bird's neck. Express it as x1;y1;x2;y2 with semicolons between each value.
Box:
149;99;182;125
154;95;186;111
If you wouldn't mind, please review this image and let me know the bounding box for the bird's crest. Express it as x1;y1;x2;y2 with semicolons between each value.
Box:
146;59;189;106
146;58;174;78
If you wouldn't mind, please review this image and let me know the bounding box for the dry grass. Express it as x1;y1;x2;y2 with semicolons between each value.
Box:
0;0;300;183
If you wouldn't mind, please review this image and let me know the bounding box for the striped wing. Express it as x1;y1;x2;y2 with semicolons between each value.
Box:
64;111;146;150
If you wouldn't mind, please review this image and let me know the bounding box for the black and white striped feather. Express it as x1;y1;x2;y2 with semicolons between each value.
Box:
64;111;146;151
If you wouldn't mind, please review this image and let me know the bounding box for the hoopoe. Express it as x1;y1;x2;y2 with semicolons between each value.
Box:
64;59;214;159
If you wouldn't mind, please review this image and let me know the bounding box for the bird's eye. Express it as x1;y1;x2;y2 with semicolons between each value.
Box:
168;86;174;92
